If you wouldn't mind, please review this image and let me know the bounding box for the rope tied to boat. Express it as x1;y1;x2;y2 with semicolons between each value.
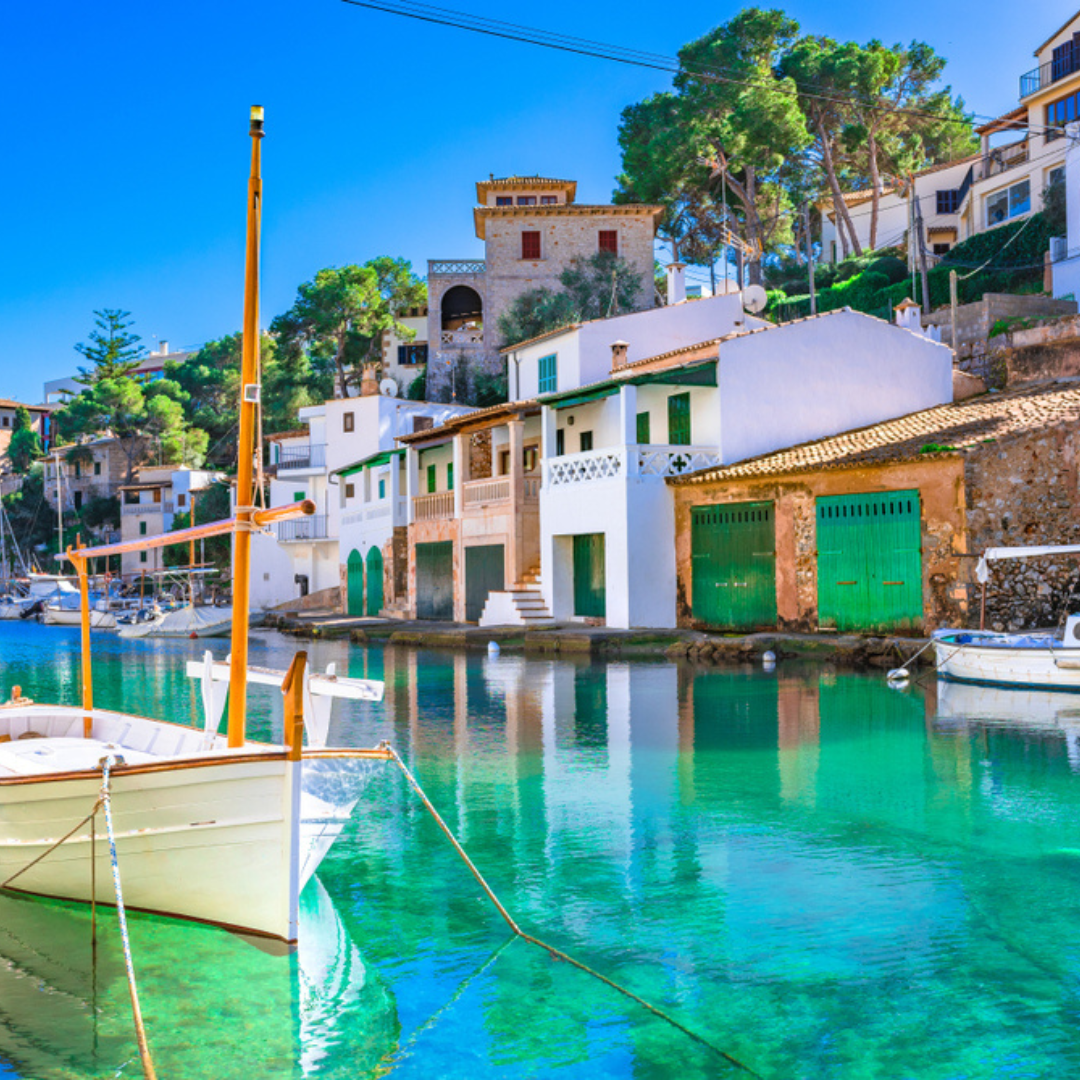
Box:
379;741;765;1078
100;756;158;1080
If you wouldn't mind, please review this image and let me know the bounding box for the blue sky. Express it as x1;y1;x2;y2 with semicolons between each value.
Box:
0;0;1074;403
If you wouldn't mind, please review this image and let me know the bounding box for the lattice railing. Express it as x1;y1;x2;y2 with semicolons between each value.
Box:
635;446;720;478
441;330;485;346
546;449;624;487
429;260;486;276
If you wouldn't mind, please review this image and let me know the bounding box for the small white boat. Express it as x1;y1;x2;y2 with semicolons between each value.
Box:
42;596;117;629
117;604;257;639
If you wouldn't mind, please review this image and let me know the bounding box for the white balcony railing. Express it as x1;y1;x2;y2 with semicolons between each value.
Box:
463;476;510;507
413;491;455;521
545;445;720;488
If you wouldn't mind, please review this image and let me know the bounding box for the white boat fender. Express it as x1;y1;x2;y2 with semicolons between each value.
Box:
887;667;910;682
487;641;501;658
762;650;776;664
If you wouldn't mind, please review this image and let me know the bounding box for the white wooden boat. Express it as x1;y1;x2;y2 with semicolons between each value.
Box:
42;600;117;629
0;107;392;946
935;544;1080;692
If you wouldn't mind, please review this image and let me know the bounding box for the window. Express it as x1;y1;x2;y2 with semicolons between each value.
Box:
496;196;513;206
540;195;557;205
343;411;354;432
177;493;186;507
538;354;557;394
668;393;691;445
73;490;82;511
294;491;305;502
397;344;428;366
521;231;541;259
74;461;81;478
427;464;436;493
378;478;386;499
153;488;161;503
579;431;593;452
140;550;148;564
936;190;960;214
932;243;951;256
124;491;139;504
139;521;147;536
345;482;355;499
986;179;1030;226
499;449;511;474
1045;83;1080;139
413;415;434;434
523;446;538;472
517;196;537;206
1;417;8;428
598;230;618;255
636;412;651;444
555;429;565;457
94;461;101;475
446;463;454;490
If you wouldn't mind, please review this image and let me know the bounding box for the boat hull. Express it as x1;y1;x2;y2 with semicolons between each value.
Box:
935;637;1080;691
42;606;116;629
0;753;302;940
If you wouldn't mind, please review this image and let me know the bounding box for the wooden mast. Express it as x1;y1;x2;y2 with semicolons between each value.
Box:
227;105;264;749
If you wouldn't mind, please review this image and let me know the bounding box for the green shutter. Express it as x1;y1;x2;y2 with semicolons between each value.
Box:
573;534;606;618
139;521;147;536
691;502;777;630
294;491;305;502
346;549;364;615
816;491;923;632
539;354;558;394
668;393;691;446
365;546;384;616
447;463;454;490
636;412;650;444
427;464;436;493
465;544;505;622
378;478;386;499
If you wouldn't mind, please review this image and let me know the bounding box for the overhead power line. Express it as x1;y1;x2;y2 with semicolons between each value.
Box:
340;0;1063;138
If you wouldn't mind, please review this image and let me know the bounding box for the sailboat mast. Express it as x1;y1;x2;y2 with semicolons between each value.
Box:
226;105;264;749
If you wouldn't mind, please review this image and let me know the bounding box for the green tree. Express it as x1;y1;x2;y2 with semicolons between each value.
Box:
271;259;427;398
2;468;53;565
497;288;578;349
165;481;233;571
559;251;643;321
74;309;145;385
7;407;43;474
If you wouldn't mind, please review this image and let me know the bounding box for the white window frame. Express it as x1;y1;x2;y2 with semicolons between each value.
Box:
985;178;1031;228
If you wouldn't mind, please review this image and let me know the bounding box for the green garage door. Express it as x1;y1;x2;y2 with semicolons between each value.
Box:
465;544;505;623
346;549;364;616
691;502;777;630
416;541;454;621
573;534;606;618
817;490;923;632
365;545;384;616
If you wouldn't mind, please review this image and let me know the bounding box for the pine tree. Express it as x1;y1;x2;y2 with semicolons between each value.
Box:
74;309;145;384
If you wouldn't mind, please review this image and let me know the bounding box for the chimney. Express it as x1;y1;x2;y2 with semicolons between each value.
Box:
360;363;380;397
610;340;630;372
666;262;687;305
159;340;169;356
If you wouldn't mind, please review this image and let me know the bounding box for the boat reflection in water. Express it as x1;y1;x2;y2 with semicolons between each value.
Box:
0;876;398;1080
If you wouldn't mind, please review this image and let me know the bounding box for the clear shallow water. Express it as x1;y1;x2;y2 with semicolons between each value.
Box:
1;623;1080;1078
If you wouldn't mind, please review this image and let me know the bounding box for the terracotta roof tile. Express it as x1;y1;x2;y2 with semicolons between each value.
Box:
670;381;1080;485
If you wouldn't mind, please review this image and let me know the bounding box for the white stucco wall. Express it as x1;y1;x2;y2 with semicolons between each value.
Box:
716;310;953;465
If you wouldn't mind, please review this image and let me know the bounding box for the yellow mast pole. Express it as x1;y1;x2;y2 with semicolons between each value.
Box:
227;105;264;748
68;539;93;736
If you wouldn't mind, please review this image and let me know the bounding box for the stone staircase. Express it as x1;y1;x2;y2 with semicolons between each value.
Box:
478;566;555;627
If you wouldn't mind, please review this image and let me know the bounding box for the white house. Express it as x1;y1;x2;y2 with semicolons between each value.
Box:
531;309;954;629
1052;120;1080;298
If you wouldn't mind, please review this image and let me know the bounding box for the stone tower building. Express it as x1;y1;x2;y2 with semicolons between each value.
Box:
426;176;661;399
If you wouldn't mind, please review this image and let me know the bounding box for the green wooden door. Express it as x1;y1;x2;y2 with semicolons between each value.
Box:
817;490;922;632
572;534;606;618
416;541;454;620
668;392;691;445
365;545;384;616
465;544;505;622
691;502;777;630
346;549;364;616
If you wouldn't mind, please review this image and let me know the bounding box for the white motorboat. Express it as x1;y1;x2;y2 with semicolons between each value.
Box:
0;107;391;945
42;595;117;629
935;544;1080;691
118;603;234;638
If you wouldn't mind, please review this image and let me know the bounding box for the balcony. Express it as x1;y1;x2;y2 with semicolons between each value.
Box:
545;445;721;488
973;141;1029;183
1021;55;1080;98
121;501;174;516
461;475;541;511
276;443;326;472
413;491;455;521
429;260;486;276
275;515;330;542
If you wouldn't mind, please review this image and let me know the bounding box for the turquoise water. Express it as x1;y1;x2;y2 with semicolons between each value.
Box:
2;622;1080;1078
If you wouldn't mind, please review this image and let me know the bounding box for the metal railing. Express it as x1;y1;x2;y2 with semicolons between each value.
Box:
275;515;329;542
974;141;1029;182
413;491;455;521
276;443;326;471
1021;56;1080;98
429;260;486;276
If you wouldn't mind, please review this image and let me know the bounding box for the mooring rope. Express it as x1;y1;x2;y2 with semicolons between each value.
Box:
100;757;158;1080
0;799;102;890
380;742;764;1078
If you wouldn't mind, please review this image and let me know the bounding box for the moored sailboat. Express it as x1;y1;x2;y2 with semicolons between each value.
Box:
0;106;389;944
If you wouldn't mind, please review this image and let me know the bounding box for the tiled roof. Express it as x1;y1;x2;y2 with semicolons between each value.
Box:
395;400;537;444
0;399;51;411
670;381;1080;485
499;322;583;354
263;429;308;443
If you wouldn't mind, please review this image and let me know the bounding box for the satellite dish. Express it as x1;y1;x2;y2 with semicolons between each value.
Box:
379;377;399;397
742;284;768;314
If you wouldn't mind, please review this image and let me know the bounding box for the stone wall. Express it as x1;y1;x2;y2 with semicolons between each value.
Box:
964;425;1080;631
923;293;1077;380
993;314;1080;385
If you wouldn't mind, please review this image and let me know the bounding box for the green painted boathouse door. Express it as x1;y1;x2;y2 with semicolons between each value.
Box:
416;541;454;621
572;534;606;619
816;490;923;632
691;502;777;630
465;544;505;622
365;545;384;616
346;549;364;616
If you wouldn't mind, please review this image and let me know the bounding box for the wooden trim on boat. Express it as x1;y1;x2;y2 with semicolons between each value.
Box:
302;748;394;760
0;750;289;786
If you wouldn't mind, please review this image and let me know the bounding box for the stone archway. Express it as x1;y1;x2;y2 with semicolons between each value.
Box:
441;285;484;331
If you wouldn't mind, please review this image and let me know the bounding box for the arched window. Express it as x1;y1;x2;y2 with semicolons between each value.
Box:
441;285;483;332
